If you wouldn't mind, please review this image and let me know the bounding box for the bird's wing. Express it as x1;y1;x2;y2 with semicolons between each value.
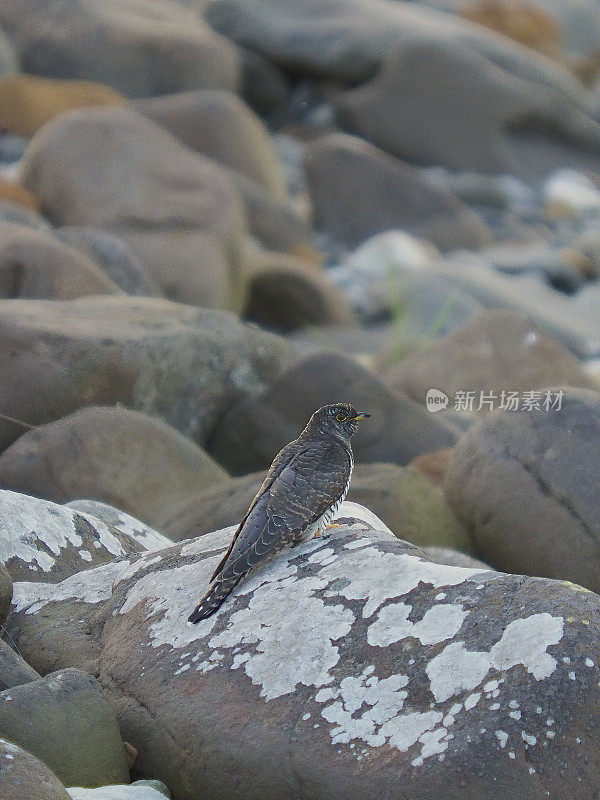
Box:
209;438;303;581
214;440;352;583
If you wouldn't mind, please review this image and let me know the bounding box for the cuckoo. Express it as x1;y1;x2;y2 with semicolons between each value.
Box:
188;403;370;622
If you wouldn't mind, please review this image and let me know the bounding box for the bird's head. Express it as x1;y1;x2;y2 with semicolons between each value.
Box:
307;403;371;440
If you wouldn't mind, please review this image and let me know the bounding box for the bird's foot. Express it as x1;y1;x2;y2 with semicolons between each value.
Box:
326;523;343;530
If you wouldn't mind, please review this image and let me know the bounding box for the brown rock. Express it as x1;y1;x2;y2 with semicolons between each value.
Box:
0;222;121;300
0;179;39;213
409;448;455;487
0;295;292;452
0;74;125;137
0;406;228;530
20;107;248;310
305;133;491;251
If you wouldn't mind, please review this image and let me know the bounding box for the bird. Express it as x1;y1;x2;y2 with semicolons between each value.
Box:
188;403;370;623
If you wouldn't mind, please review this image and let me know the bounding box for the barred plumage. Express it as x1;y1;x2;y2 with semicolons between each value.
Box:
188;403;370;623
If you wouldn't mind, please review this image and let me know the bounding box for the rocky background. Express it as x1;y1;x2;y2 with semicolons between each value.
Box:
0;0;599;798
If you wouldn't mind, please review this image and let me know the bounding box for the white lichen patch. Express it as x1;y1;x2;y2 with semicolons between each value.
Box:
334;502;394;536
66;500;171;551
367;603;468;647
0;490;126;571
12;560;132;614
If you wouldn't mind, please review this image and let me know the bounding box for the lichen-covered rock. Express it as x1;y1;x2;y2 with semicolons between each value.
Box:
0;669;129;787
0;406;228;530
0;738;71;800
0;490;170;583
67;781;170;799
65;501;169;549
0;295;292;451
8;503;600;800
444;387;600;591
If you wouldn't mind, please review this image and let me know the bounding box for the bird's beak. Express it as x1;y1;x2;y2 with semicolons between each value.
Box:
353;411;371;421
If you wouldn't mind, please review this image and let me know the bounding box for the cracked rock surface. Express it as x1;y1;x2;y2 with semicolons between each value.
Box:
7;501;600;800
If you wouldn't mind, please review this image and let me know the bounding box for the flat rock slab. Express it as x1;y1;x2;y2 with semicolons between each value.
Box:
0;490;170;583
7;503;600;800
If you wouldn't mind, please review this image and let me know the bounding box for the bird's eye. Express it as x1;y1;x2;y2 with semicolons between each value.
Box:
336;413;347;422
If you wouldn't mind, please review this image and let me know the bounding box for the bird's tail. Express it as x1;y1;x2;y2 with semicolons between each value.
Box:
188;575;244;623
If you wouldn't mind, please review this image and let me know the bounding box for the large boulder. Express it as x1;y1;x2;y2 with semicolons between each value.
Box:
387;310;597;410
0;295;292;451
0;222;121;300
209;353;458;474
0;74;125;138
305;133;491;251
134;90;287;198
0;669;129;787
0;0;238;97
0;406;228;530
19;107;247;310
0;489;170;584
8;503;600;800
0;738;71;800
165;464;473;553
444;388;600;590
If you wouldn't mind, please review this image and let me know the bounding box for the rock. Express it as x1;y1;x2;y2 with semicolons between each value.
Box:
0;29;16;76
67;781;170;800
239;48;291;117
0;0;239;97
0;406;228;530
458;0;563;59
0;639;40;692
8;503;600;800
543;169;600;219
243;249;353;330
387;310;596;411
444;388;600;590
0;295;291;451
421;546;491;570
0;74;125;138
134;90;287;198
19;107;247;310
0;489;170;584
55;228;161;297
305;133;492;251
0;669;129;787
0;199;48;230
64;501;169;551
164;463;473;552
0;563;12;624
0;738;72;800
0;179;40;213
409;448;455;488
0;222;121;300
209;353;458;474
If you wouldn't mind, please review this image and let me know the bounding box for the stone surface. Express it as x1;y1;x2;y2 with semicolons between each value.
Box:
0;562;12;624
243;249;353;330
444;388;600;590
55;228;161;298
0;74;125;137
0;199;48;230
0;28;17;76
64;501;169;548
0;490;170;584
0;295;291;451
0;179;40;213
19;107;247;310
0;738;72;800
422;546;491;570
0;669;129;787
0;406;228;530
209;353;458;474
164;464;473;553
0;639;40;692
0;222;121;300
67;783;170;800
134;90;287;198
0;0;239;97
7;503;600;800
305;133;491;251
387;310;596;409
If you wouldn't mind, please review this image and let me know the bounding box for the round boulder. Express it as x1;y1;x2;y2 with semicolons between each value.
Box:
444;388;600;590
0;738;71;800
